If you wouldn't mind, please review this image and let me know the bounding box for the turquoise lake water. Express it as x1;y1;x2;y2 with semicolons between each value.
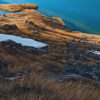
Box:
0;0;100;35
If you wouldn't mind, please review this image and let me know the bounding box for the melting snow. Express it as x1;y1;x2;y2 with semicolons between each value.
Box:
87;50;100;56
0;34;48;48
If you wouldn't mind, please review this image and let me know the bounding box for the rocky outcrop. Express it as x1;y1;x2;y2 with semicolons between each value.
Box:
3;40;49;54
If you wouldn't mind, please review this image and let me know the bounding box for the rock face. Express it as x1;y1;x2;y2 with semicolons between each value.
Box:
0;4;38;12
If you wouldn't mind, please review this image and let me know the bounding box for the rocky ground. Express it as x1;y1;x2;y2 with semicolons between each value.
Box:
0;4;100;100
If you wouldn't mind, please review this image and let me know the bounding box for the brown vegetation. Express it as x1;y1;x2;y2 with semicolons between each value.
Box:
0;38;100;100
0;4;100;100
0;5;100;44
0;4;38;12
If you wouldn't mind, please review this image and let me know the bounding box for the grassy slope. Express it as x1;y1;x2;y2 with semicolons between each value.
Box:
0;4;100;100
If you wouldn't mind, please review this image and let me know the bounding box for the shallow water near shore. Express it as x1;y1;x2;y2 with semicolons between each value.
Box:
0;10;10;15
0;0;100;35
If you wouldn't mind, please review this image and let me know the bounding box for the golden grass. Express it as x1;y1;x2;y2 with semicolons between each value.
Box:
0;4;38;12
0;48;100;100
0;4;100;100
0;69;100;100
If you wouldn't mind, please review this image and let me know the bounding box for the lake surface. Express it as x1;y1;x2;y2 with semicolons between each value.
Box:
0;0;100;35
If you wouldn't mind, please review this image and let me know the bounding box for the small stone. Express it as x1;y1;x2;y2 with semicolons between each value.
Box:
4;24;17;28
33;30;38;34
24;20;35;25
1;14;6;17
81;72;97;80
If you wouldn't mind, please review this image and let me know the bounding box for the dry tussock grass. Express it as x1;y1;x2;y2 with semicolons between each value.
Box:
0;38;100;100
0;67;100;100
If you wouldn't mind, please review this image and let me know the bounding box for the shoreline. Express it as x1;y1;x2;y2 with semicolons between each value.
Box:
35;6;100;35
0;4;100;45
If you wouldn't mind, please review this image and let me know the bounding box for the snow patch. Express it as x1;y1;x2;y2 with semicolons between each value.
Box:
87;50;100;56
0;34;48;48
